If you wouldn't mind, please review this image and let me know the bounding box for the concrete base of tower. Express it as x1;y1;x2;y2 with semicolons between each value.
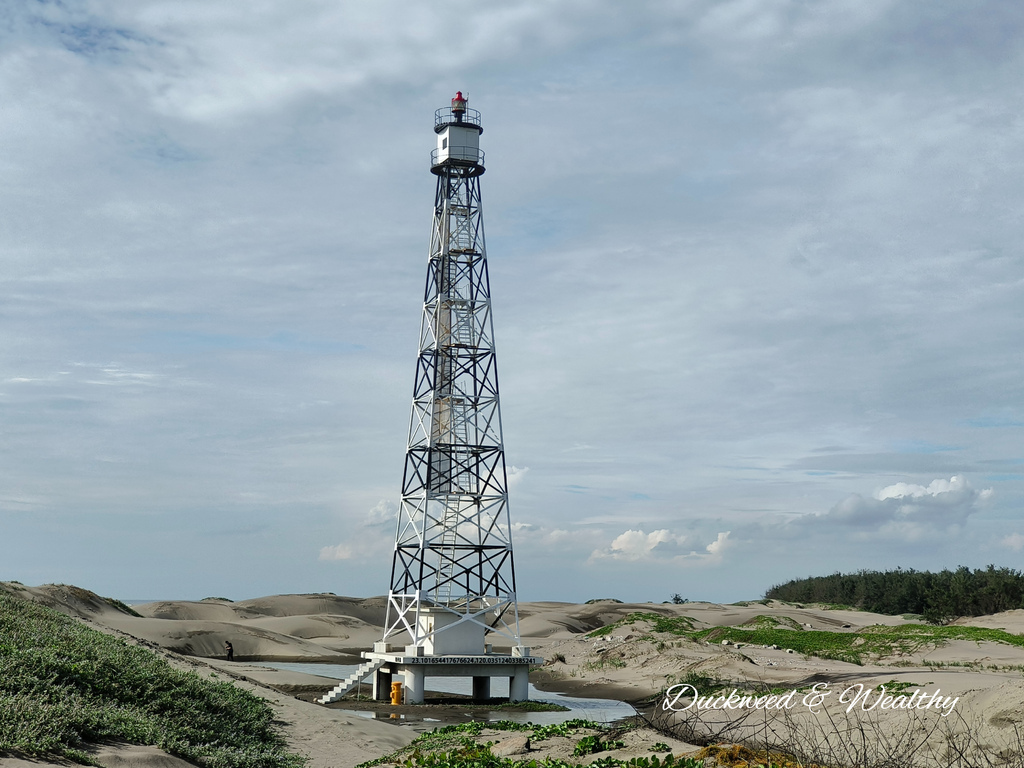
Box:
472;676;490;700
364;647;543;705
403;666;425;703
509;665;529;702
416;608;487;656
372;666;393;701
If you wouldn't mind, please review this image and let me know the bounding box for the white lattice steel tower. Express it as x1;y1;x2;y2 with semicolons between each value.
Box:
383;92;522;655
315;95;537;707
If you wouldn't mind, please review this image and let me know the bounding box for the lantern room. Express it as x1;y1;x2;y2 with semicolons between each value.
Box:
432;91;484;172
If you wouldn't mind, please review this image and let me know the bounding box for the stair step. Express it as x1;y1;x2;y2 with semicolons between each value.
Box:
316;658;386;705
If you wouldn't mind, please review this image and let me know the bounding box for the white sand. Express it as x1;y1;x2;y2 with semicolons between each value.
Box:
7;583;1024;766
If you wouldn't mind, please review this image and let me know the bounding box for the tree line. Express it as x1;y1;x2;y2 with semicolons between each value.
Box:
764;565;1024;624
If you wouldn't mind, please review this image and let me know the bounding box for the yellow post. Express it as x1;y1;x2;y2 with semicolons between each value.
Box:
390;681;404;705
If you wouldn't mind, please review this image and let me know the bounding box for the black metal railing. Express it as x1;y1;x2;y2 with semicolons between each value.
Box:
435;106;482;130
431;146;485;167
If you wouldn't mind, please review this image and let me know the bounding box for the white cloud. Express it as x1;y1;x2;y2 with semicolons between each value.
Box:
544;528;572;544
1001;533;1024;552
318;543;353;561
589;528;730;565
705;531;731;557
688;0;897;64
2;1;1024;603
89;1;627;122
819;475;992;538
512;522;579;549
876;476;970;500
319;500;397;561
366;499;398;526
507;465;530;488
730;476;994;548
602;528;682;561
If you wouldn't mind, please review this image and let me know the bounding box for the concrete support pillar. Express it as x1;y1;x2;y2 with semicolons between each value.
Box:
509;666;529;702
472;676;491;701
373;668;393;701
403;666;425;704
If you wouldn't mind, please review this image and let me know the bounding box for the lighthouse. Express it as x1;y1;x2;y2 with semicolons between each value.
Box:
318;94;539;706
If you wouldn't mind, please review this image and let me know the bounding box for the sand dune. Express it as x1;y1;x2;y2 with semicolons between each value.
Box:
9;581;1024;767
0;585;382;661
113;594;387;659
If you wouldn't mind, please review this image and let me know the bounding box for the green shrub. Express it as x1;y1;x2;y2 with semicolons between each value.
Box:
0;592;303;767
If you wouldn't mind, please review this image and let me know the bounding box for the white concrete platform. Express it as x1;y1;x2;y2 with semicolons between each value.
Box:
364;648;543;704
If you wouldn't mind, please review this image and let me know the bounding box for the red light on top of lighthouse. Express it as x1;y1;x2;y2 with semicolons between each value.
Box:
451;91;467;113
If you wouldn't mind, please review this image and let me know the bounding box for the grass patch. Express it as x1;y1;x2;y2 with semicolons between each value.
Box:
488;700;570;712
922;659;984;669
356;719;598;767
357;720;700;768
371;746;698;768
874;679;933;697
588;613;695;638
105;599;143;618
586;610;1024;665
665;671;729;694
0;591;303;767
741;615;801;631
582;658;628;672
573;734;625;756
694;743;803;768
692;623;1024;665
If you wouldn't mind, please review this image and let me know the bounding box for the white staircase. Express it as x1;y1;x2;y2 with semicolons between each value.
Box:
316;658;386;705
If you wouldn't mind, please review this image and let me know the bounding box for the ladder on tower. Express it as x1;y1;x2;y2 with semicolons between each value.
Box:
434;415;470;607
432;260;474;608
316;658;386;705
434;502;460;605
449;297;475;348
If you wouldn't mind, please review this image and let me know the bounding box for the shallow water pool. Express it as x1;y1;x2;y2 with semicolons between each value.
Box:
258;661;636;724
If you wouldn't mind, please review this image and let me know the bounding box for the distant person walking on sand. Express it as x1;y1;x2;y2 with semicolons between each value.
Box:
224;641;234;661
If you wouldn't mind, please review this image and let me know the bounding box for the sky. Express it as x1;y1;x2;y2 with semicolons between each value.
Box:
1;1;1023;604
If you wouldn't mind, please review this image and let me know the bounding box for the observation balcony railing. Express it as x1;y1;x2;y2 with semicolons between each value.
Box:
435;106;482;130
431;147;485;168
